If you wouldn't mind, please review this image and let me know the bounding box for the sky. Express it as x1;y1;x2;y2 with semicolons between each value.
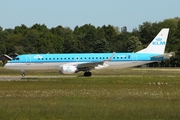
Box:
0;0;179;31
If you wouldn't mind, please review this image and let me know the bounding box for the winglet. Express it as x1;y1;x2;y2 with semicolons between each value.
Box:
104;52;116;62
137;28;169;54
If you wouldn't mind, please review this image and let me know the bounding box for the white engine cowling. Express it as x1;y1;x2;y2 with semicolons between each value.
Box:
59;65;78;74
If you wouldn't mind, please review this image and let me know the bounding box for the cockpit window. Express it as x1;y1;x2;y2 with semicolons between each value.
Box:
12;57;19;60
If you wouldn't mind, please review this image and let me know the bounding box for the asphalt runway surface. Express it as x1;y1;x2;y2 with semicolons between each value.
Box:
0;76;22;81
0;76;78;81
0;74;148;81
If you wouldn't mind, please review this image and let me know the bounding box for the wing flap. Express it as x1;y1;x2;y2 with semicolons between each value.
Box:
77;62;103;70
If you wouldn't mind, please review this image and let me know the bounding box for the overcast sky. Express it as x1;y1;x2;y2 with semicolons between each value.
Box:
0;0;179;31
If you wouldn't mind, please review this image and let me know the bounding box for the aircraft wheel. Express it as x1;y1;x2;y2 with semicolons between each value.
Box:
84;72;87;76
88;72;92;76
22;72;25;77
21;70;25;77
84;71;92;77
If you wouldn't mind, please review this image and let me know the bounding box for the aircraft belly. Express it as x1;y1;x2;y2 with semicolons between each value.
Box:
106;61;153;69
5;61;155;71
5;62;62;70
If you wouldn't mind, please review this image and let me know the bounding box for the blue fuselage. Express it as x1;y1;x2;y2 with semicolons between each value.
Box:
5;53;164;71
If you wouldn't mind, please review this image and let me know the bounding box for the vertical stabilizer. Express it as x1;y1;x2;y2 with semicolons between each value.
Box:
137;28;169;54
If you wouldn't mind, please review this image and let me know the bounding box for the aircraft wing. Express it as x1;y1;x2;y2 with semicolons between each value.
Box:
77;52;115;71
76;62;103;70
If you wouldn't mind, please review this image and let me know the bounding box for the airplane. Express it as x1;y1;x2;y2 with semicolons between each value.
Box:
4;28;171;77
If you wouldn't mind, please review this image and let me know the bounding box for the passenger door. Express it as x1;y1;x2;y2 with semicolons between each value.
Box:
26;55;31;65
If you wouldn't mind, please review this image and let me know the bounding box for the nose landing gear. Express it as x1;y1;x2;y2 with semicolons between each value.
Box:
21;70;25;77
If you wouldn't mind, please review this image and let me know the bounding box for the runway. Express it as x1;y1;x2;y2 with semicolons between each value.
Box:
0;74;147;81
0;74;179;81
0;75;77;81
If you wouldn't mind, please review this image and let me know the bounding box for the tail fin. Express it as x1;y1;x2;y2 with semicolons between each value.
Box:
137;28;169;54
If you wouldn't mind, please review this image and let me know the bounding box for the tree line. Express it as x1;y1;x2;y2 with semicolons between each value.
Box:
0;17;180;67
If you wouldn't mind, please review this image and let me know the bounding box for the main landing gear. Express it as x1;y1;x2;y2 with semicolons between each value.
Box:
84;71;92;77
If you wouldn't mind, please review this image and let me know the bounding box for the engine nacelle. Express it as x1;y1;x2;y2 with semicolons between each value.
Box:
59;65;78;74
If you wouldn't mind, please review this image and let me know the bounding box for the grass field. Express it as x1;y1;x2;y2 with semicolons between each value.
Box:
0;67;180;119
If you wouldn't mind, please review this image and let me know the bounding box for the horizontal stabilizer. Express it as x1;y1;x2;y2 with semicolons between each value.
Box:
151;53;172;61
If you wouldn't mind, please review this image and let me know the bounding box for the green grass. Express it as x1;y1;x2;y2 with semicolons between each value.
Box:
1;67;180;119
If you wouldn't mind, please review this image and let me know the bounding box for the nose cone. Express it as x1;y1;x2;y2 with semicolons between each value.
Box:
4;62;22;70
4;63;10;69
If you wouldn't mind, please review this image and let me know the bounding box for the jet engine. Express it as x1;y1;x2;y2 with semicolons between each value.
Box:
59;65;78;74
